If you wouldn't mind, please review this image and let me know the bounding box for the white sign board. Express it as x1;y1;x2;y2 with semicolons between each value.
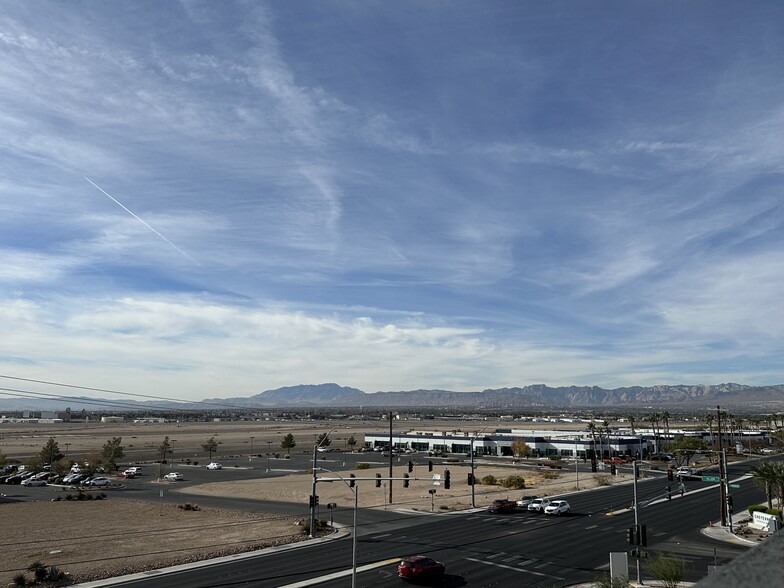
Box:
433;474;441;486
609;552;628;582
751;511;781;532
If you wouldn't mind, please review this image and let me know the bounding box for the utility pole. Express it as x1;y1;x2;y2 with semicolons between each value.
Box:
717;405;727;526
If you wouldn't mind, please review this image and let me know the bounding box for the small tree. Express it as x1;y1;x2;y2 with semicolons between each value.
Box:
201;436;217;460
316;432;332;448
39;437;64;464
347;434;357;450
646;552;686;588
101;437;124;470
0;450;7;467
281;433;296;455
511;438;531;459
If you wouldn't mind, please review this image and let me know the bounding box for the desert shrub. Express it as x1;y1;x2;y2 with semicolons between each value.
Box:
302;518;328;535
592;573;630;587
594;474;612;486
46;565;65;581
12;573;26;586
646;552;686;588
541;470;561;480
501;475;526;489
178;503;200;511
98;492;107;499
355;462;370;470
481;474;497;486
439;505;450;510
64;494;74;501
28;561;47;582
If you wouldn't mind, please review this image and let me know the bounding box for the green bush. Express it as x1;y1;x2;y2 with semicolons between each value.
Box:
481;474;497;486
767;508;782;519
302;518;328;535
355;462;370;470
501;475;526;489
748;504;767;515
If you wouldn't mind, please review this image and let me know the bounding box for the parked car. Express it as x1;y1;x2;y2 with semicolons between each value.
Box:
5;475;24;484
164;472;183;481
88;477;111;487
544;500;571;516
117;471;136;478
206;462;223;470
124;467;143;476
527;498;551;513
397;555;445;581
21;478;47;487
516;495;538;508
487;499;517;514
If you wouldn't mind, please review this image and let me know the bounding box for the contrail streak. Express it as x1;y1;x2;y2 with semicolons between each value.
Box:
84;177;198;264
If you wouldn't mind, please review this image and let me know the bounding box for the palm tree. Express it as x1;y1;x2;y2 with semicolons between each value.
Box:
602;420;610;458
662;411;671;445
627;415;637;436
587;422;598;461
749;462;776;508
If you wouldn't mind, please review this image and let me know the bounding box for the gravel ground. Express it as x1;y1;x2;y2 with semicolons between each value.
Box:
0;499;303;586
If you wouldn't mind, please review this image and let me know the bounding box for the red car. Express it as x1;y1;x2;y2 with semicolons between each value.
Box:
397;556;445;582
487;499;517;514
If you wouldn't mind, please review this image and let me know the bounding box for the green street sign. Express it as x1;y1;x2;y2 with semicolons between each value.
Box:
730;483;741;489
701;476;720;482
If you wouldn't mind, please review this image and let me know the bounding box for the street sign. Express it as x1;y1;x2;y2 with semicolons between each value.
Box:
701;476;720;482
433;474;441;486
730;483;741;489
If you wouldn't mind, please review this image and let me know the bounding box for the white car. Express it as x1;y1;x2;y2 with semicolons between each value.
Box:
544;500;571;516
206;462;223;470
89;477;111;487
527;498;551;513
164;472;183;481
516;495;538;508
124;466;143;475
21;478;47;487
676;466;694;477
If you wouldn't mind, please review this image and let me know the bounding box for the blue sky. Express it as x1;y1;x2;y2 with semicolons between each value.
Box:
1;1;783;402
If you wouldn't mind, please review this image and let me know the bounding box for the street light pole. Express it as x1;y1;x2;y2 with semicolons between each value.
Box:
249;436;255;462
633;460;643;585
470;426;489;507
267;441;272;473
575;436;579;491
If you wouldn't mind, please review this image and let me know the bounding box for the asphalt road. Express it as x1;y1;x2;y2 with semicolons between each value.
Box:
65;458;764;588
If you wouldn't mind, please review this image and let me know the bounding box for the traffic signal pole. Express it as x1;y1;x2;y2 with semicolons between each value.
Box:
632;460;643;585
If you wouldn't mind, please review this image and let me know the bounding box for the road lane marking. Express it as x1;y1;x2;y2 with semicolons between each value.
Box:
277;558;400;588
466;557;565;580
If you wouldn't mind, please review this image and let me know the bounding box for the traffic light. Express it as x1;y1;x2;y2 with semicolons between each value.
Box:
375;473;381;488
408;460;413;473
637;524;647;547
444;469;451;490
403;473;409;488
309;495;319;507
626;527;635;545
667;469;674;481
349;473;355;488
726;495;734;513
428;460;433;472
467;473;474;486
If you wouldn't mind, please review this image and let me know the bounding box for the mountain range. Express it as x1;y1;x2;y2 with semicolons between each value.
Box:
3;382;783;413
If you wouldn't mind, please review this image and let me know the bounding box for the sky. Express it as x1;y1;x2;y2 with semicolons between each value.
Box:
1;1;783;403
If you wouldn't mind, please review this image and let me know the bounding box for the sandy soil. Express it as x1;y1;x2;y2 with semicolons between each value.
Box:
0;498;303;586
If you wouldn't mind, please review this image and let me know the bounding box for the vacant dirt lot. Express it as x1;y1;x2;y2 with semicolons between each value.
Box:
0;498;304;586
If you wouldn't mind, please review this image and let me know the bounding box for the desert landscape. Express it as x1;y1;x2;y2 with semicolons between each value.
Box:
0;417;636;585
